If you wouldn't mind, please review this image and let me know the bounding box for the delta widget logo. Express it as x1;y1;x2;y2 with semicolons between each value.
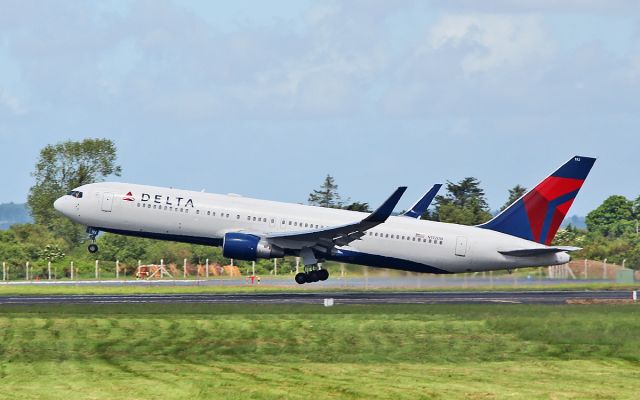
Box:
123;192;135;201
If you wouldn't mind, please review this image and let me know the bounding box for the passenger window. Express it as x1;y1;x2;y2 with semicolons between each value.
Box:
137;203;140;207
237;215;240;219
207;211;211;216
294;222;298;226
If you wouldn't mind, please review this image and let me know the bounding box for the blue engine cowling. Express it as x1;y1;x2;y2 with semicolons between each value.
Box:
222;232;285;261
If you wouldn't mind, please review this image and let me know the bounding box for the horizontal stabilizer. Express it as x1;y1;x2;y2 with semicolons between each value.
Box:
499;246;581;257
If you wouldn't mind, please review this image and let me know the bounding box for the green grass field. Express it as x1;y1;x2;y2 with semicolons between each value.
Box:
0;303;638;399
0;281;637;296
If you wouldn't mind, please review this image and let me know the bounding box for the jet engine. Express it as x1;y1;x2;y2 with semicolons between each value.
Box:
222;232;285;261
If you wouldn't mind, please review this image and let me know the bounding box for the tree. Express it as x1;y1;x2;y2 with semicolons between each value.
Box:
27;139;122;245
38;244;65;264
308;175;343;208
97;234;149;265
501;184;527;211
430;177;492;225
585;195;635;237
344;202;371;212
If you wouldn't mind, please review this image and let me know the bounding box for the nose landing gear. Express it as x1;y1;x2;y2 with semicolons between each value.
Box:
86;227;100;253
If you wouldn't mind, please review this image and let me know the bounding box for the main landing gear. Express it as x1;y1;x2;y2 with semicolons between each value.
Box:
295;265;329;284
86;227;99;253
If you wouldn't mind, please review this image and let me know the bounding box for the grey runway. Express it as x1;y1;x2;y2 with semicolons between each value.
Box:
0;290;634;305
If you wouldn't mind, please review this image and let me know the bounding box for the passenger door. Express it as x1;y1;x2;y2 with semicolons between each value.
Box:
455;236;467;257
101;192;114;212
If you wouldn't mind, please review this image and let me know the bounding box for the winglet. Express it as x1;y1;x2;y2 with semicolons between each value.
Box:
363;187;407;223
402;184;442;219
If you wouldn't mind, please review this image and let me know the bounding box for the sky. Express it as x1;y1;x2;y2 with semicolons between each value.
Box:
0;0;639;215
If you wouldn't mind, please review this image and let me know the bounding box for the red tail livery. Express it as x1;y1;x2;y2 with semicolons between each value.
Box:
480;156;596;245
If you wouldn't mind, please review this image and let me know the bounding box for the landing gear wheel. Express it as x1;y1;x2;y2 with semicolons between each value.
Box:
318;269;329;281
295;272;307;285
307;270;320;283
88;243;99;253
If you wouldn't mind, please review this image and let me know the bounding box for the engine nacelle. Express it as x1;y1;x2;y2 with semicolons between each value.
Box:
222;232;285;261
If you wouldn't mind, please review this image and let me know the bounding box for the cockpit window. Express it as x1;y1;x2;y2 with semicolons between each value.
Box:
67;191;83;198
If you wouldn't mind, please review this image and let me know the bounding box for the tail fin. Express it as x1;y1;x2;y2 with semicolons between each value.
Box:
479;156;596;245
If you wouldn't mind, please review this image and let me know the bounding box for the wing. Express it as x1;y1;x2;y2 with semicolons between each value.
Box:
401;184;442;219
498;246;581;257
266;187;407;257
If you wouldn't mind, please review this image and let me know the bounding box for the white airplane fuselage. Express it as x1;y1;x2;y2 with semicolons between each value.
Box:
54;182;569;274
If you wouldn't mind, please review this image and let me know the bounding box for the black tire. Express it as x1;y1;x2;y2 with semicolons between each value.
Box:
295;272;306;285
318;269;329;281
88;244;99;253
307;270;320;283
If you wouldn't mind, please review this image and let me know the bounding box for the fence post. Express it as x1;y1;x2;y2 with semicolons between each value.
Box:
95;260;99;279
2;262;5;281
47;261;51;280
274;258;278;275
584;259;588;279
603;258;608;280
252;261;256;276
25;262;29;280
183;258;187;278
205;259;209;279
116;260;120;279
295;257;300;274
70;261;74;280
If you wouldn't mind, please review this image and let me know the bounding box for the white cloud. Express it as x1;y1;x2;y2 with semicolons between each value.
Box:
429;0;640;14
426;14;555;74
0;88;28;116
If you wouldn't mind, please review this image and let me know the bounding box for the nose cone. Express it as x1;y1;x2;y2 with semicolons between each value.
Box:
53;196;68;215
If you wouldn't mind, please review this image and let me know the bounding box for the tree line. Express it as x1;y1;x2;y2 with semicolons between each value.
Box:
0;138;638;277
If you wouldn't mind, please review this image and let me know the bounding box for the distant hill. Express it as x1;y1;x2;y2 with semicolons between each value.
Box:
561;215;586;229
0;203;32;230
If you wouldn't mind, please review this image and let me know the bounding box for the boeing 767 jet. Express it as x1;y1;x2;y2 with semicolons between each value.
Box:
54;156;595;284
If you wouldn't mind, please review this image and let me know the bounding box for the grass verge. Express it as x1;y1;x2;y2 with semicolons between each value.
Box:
0;303;638;399
0;281;637;296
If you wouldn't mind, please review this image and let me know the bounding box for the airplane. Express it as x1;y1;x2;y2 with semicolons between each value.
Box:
54;156;595;284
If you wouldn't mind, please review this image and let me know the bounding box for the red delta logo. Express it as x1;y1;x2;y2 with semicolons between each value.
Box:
123;192;135;201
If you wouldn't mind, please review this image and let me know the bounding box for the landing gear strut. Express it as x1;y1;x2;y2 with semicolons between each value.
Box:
86;227;99;253
295;265;329;284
